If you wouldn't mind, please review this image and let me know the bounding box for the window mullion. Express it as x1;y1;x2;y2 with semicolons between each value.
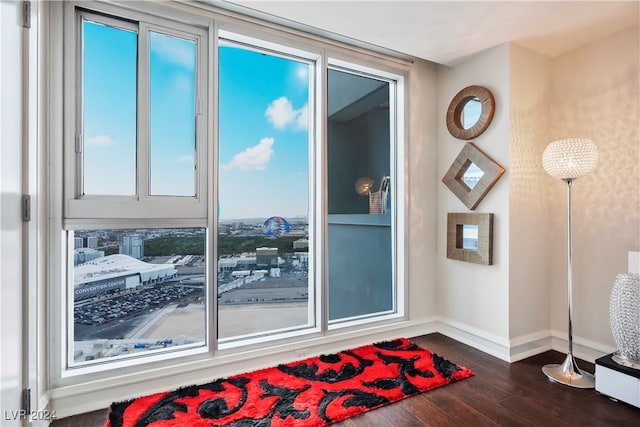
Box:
138;23;151;201
317;52;328;334
74;13;84;199
208;20;218;356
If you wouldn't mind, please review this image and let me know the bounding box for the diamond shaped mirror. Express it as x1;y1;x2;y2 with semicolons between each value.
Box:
442;142;505;210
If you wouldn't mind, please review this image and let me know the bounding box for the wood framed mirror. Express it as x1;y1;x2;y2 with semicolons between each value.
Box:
442;142;505;210
446;85;495;140
447;212;494;265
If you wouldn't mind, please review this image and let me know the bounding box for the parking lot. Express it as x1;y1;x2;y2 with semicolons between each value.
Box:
74;282;203;340
74;273;310;341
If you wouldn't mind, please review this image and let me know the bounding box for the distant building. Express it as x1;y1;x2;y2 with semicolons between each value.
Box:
74;248;105;266
74;237;84;249
256;247;278;267
74;254;176;301
230;270;251;278
120;234;144;259
292;252;309;269
85;236;98;249
218;255;257;273
287;231;306;238
293;238;308;250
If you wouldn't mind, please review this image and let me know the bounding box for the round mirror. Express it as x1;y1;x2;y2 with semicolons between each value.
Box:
446;86;495;140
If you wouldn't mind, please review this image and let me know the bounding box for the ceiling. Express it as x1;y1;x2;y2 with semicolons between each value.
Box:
221;1;640;65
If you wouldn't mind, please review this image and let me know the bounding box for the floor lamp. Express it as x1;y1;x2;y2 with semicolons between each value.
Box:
541;138;599;388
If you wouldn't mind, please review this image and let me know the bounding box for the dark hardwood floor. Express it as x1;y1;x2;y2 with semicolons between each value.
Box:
51;333;639;426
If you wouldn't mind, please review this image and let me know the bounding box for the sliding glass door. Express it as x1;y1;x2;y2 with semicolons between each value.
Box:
217;38;316;342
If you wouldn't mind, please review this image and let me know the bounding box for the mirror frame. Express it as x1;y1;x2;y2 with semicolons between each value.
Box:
446;85;495;140
441;142;505;210
447;212;494;265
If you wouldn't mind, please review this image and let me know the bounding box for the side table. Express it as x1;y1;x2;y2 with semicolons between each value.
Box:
595;353;640;408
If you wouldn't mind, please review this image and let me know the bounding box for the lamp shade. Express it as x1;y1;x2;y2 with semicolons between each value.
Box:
542;138;599;180
354;177;375;195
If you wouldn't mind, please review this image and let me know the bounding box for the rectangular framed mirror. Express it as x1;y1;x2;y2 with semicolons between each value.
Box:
446;212;494;265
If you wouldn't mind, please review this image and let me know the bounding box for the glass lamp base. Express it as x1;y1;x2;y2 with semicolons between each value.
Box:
542;354;595;389
612;354;640;370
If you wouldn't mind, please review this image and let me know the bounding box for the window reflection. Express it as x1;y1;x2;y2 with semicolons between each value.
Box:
462;161;485;190
461;97;481;130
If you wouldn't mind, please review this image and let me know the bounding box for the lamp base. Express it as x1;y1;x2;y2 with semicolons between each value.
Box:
612;354;640;370
542;353;595;389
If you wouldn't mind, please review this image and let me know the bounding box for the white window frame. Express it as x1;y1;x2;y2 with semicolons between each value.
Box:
49;0;407;387
59;1;214;375
325;58;406;329
63;3;210;222
63;226;211;374
215;30;323;349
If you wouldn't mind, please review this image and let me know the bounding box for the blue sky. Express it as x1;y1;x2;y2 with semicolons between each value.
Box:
83;21;138;195
218;45;310;220
83;20;309;220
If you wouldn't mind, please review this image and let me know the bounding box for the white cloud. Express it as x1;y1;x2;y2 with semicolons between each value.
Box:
150;33;195;70
86;135;114;146
265;97;295;130
265;97;308;131
176;154;194;164
295;104;309;131
223;137;274;171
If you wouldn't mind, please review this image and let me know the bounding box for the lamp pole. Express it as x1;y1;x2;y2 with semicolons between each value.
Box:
567;178;574;359
542;178;595;388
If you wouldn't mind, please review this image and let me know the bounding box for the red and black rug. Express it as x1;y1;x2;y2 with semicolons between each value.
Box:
106;338;473;427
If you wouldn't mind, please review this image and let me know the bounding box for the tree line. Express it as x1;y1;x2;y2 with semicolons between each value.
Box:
143;235;307;257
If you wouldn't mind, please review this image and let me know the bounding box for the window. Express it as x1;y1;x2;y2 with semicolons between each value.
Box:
56;1;405;376
69;228;206;365
148;32;198;197
65;9;208;220
326;61;404;325
217;36;317;342
81;18;137;196
63;5;210;369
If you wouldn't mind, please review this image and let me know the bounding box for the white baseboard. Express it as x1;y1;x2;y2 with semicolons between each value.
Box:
548;329;616;364
435;318;511;362
508;330;552;362
434;319;616;365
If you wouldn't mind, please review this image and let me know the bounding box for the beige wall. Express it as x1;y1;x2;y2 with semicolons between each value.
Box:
547;25;640;349
434;25;639;360
436;44;512;351
407;59;440;320
508;45;552;342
